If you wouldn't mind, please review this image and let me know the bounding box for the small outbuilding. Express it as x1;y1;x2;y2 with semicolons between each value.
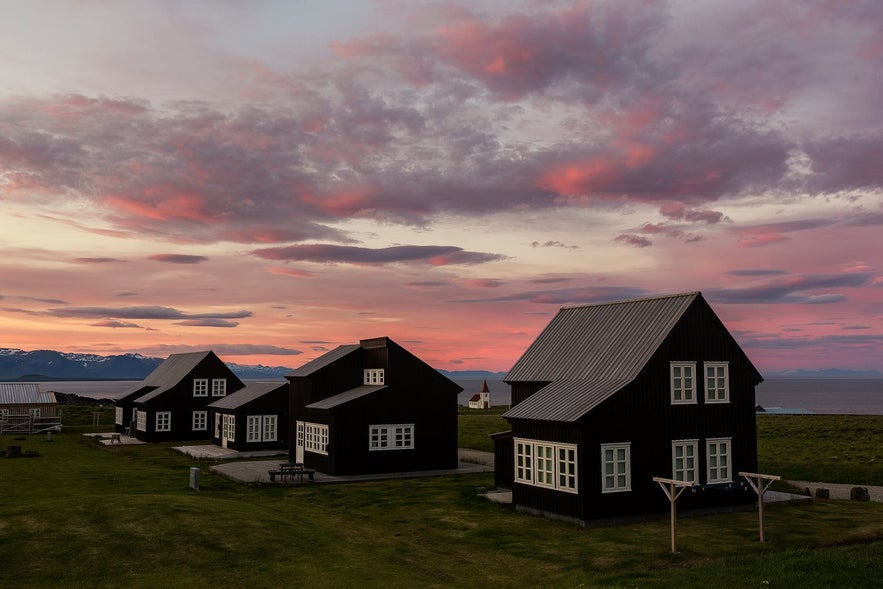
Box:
494;292;762;524
114;351;245;442
0;383;59;434
286;336;462;476
208;381;289;452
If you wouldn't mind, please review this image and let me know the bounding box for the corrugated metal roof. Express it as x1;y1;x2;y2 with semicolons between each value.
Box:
288;345;360;377
0;383;56;405
505;292;699;382
503;379;629;422
208;381;287;410
305;385;386;410
502;292;700;423
134;351;213;403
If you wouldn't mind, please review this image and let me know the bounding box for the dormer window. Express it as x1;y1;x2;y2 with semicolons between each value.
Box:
670;362;696;404
363;369;385;385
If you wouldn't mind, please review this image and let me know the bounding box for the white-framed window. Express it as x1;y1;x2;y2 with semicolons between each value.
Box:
262;415;277;442
222;414;236;441
192;411;207;431
115;407;123;425
304;422;329;454
707;438;732;483
156;411;171;432
601;443;631;493
363;369;385;385
214;413;221;437
672;439;698;483
296;421;305;449
369;424;414;450
211;379;227;397
671;362;696;404
136;410;147;431
514;438;579;493
193;378;208;397
247;415;261;442
29;408;41;418
705;362;730;403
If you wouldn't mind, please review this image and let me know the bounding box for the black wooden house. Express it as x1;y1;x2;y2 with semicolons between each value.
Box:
114;351;244;443
493;292;762;524
286;337;462;476
208;381;289;452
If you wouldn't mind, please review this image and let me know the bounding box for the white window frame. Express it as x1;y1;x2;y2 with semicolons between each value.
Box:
672;439;698;483
156;411;171;432
304;422;329;455
707;437;732;483
193;378;208;397
296;421;305;449
29;408;41;418
115;407;123;425
136;410;147;431
192;411;207;431
514;438;579;494
363;369;385;385
705;362;730;403
211;378;227;397
247;415;261;442
223;414;236;442
262;415;277;442
369;423;414;451
214;413;221;437
670;362;697;404
601;442;632;493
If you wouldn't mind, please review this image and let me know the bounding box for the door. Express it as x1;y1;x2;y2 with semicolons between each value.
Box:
220;414;229;448
295;421;304;463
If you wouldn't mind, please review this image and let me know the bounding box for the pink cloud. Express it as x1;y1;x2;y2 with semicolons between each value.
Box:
265;266;314;278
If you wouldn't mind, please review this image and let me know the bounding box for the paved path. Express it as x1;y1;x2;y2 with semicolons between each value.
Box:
787;480;883;502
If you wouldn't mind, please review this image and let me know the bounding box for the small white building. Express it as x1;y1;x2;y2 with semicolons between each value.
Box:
467;380;491;409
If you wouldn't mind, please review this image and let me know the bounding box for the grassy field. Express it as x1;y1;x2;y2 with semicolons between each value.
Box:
0;413;881;587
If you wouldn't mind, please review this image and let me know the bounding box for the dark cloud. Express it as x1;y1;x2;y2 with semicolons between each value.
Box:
174;319;239;327
726;269;788;277
707;273;874;304
47;305;252;320
251;244;505;266
92;319;142;328
615;234;652;248
148;254;209;264
530;240;579;249
452;285;646;305
73;257;126;264
2;294;69;305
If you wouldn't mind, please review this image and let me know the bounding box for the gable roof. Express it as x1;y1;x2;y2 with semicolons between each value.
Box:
287;345;360;377
305;385;386;410
503;292;702;423
133;351;214;403
208;381;287;410
0;383;56;405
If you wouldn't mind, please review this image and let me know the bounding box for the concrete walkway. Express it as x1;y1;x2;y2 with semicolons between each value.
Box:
787;480;883;502
172;444;287;460
84;432;145;446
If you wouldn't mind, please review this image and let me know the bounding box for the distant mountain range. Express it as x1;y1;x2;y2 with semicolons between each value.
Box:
763;368;882;378
0;348;293;380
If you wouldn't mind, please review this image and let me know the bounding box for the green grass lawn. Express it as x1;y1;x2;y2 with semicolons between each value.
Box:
1;415;881;587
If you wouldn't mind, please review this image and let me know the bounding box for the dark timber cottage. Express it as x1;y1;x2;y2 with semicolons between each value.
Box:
208;381;289;452
286;337;462;476
114;351;245;442
493;292;762;524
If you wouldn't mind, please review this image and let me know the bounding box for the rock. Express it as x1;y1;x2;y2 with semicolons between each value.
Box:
850;487;870;501
815;488;830;499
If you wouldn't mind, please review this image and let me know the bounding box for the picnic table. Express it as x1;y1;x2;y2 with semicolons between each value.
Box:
268;462;315;483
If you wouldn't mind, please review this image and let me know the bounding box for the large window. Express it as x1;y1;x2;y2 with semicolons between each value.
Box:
247;415;261;442
601;443;631;493
515;438;578;493
193;378;208;397
304;422;329;454
670;362;696;404
672;439;698;483
262;415;277;442
707;438;732;483
156;411;171;432
192;411;207;431
136;410;146;431
363;369;385;385
369;424;414;450
115;407;123;425
211;379;227;397
244;415;278;443
222;414;236;441
705;362;730;403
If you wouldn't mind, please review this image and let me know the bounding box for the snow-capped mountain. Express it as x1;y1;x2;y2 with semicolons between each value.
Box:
0;348;293;380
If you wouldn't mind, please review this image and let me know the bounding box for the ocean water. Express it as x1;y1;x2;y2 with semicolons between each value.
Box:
36;377;883;415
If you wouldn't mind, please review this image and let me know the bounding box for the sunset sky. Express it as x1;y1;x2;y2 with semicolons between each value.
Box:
2;0;882;374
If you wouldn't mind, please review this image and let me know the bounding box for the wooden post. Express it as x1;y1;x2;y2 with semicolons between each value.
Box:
739;472;781;542
653;476;695;553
